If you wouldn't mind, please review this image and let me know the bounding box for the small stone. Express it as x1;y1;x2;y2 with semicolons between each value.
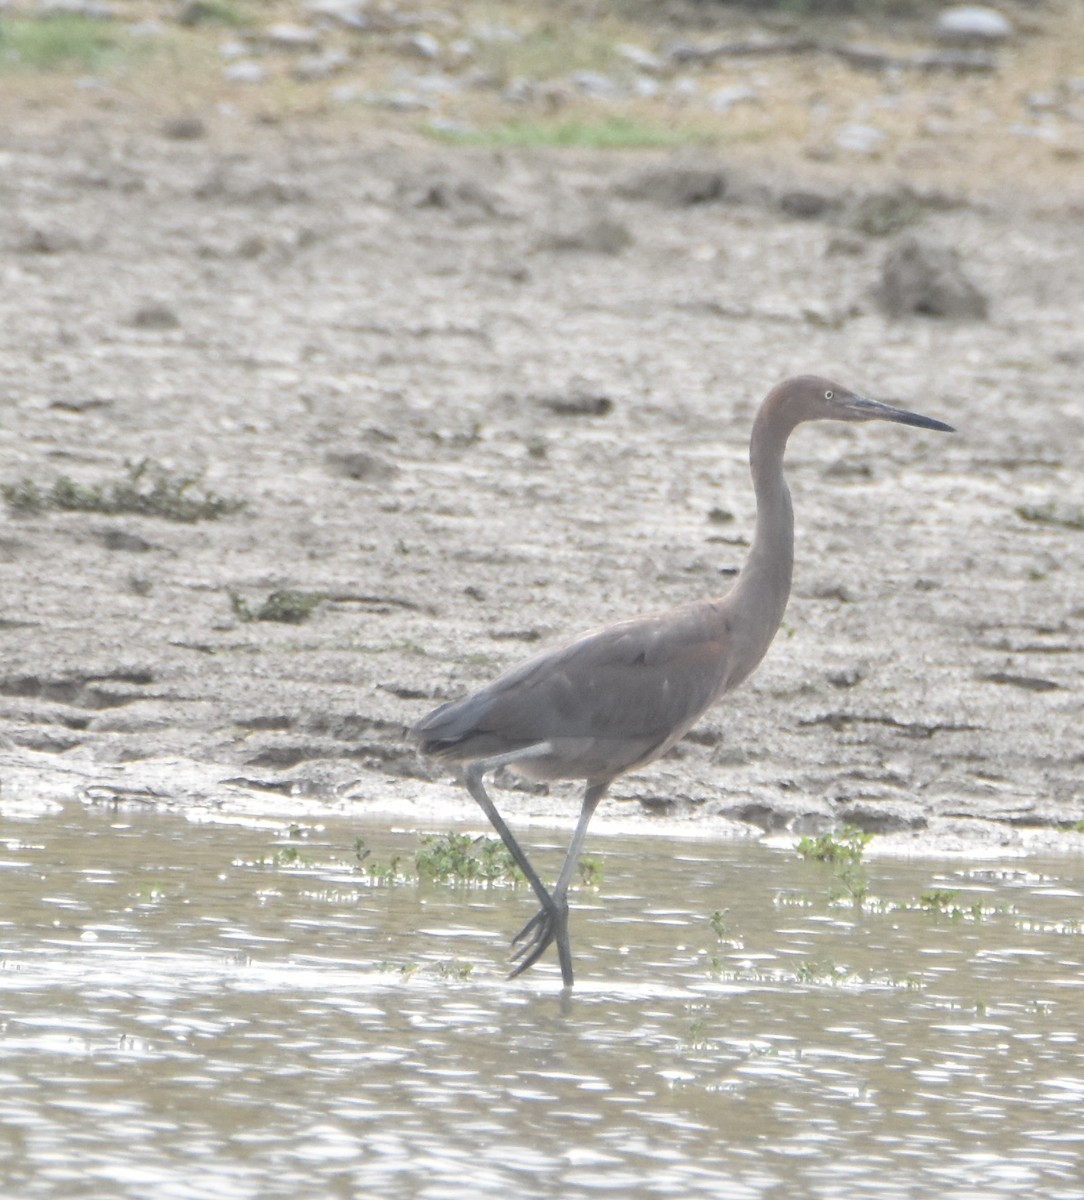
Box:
540;216;631;256
161;115;206;139
851;188;925;237
618;166;726;206
265;23;321;50
934;6;1013;44
825;233;867;257
569;70;619;98
615;43;664;73
224;60;266;84
370;90;434;111
18;227;80;254
710;84;756;114
874;234;988;320
325;450;399;482
536;389;614;417
235;234;267;258
37;0;113;17
834;123;887;156
129;301;181;330
779;189;833;219
404;31;440;60
406;175;502;217
99;528;154;553
304;0;368;30
834;799;928;834
293;49;348;81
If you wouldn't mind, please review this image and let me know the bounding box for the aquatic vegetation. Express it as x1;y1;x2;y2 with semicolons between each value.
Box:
578;855;603;888
796;825;872;908
794;958;852;985
415;831;523;885
352;832;525;886
796;826;873;865
261;844;313;868
353;837;405;884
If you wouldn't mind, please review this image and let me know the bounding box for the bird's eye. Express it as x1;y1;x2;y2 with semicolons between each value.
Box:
824;390;834;400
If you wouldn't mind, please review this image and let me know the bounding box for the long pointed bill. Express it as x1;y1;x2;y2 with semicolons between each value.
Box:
847;394;955;433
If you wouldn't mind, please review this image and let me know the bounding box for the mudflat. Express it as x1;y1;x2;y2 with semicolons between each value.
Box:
1;1;1082;853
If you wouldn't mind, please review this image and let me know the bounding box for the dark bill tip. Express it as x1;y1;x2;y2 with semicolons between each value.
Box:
851;395;956;434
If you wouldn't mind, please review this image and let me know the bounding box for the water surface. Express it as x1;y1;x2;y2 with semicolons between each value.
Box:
3;800;1084;1199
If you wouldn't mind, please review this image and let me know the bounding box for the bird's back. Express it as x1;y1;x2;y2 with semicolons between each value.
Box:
411;600;735;784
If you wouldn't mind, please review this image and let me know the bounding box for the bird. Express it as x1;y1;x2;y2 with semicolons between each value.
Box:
411;375;954;987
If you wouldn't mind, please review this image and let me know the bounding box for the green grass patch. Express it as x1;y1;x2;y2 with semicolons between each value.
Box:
231;589;325;625
1015;501;1084;531
176;0;255;27
2;459;246;522
430;115;717;151
0;13;124;72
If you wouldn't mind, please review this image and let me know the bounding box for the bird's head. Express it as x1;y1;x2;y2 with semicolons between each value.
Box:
771;374;955;433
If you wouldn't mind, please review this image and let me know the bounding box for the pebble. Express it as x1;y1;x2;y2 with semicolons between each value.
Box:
370;90;435;111
37;0;113;17
618;166;726;206
129;302;181;330
779;189;833;219
934;5;1013;43
404;31;441;60
265;23;321;51
293;49;349;81
710;85;756;115
615;43;664;74
834;123;887;156
224;61;266;84
325;450;399;483
874;234;988;320
161;115;207;139
304;0;367;27
570;70;620;98
540;215;632;255
17;227;81;254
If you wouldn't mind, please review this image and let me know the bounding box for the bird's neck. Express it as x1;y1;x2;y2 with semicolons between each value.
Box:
720;405;797;683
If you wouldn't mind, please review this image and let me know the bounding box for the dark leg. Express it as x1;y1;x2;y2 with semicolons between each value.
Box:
510;781;608;988
464;748;556;916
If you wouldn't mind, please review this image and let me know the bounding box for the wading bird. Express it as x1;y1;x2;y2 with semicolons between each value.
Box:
412;376;954;986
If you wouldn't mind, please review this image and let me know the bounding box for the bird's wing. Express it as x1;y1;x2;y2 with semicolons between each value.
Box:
415;603;731;757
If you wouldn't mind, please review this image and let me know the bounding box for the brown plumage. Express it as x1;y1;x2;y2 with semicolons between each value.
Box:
412;375;954;986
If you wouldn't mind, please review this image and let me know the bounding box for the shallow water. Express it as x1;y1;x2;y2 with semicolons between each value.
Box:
3;800;1084;1200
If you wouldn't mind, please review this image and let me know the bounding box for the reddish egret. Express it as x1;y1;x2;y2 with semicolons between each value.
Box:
412;376;954;986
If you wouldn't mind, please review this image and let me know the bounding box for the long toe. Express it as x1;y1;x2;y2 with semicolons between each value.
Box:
506;900;569;979
510;911;553;965
508;928;554;978
511;908;547;947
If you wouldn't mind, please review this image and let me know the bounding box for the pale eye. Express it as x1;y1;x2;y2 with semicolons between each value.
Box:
824;389;834;400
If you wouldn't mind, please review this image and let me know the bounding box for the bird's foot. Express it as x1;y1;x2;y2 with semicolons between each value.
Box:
508;897;569;981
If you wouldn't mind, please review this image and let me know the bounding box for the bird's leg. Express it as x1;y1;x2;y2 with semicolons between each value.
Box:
510;781;608;987
464;746;557;917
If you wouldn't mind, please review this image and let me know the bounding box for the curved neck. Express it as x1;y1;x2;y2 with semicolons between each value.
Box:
719;401;797;683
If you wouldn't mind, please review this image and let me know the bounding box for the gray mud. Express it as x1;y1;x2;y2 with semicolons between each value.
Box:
1;120;1082;854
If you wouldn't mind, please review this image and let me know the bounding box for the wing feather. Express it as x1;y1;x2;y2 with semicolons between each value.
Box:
413;603;731;770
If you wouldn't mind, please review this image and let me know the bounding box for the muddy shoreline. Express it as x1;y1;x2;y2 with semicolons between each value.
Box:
1;110;1082;855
